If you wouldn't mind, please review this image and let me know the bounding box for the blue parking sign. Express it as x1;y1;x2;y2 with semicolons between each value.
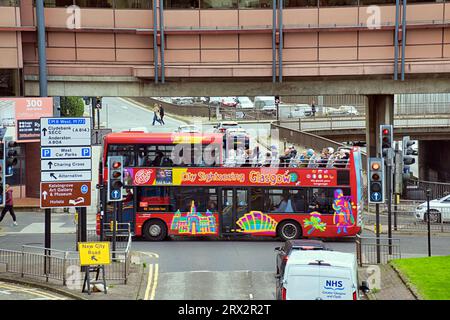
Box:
42;148;51;158
82;148;91;157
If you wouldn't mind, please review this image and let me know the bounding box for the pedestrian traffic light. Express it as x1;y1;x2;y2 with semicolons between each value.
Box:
107;156;124;202
4;138;18;177
380;125;393;158
368;157;385;204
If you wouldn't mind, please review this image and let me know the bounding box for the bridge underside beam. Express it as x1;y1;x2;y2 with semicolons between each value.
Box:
24;75;450;97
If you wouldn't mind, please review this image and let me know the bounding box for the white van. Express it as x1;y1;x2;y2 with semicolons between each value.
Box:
277;250;368;300
287;104;313;118
254;96;277;115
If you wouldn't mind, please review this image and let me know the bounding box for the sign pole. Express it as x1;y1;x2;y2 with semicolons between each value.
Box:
426;189;432;257
375;203;380;264
112;201;117;260
44;208;51;274
80;207;87;242
387;162;393;255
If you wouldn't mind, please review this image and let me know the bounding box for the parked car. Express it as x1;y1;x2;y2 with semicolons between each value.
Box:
276;250;369;300
287;104;313;118
213;121;241;134
175;125;201;133
254;96;277;115
221;97;238;108
415;194;450;223
275;240;328;277
323;105;359;116
236;97;254;109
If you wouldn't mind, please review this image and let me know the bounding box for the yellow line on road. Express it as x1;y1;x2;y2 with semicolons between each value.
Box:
144;263;154;300
150;263;159;300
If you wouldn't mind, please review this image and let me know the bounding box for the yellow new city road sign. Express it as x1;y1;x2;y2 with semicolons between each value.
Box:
78;242;111;266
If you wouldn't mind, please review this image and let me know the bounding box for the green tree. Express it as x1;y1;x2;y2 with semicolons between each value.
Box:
60;97;85;117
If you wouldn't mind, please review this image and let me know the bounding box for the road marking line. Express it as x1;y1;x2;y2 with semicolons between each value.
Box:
150;263;159;300
249;293;254;299
144;263;154;300
0;283;64;300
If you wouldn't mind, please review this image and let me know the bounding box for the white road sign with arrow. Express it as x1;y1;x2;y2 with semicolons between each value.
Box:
41;159;91;171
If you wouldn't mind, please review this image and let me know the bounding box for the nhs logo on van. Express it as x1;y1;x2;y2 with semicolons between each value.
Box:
324;280;345;291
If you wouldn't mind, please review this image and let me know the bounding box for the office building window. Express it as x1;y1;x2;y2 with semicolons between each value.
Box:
115;0;152;8
239;0;272;8
319;0;358;6
165;0;199;8
75;0;114;7
201;0;238;8
0;0;18;6
284;0;318;7
0;70;18;97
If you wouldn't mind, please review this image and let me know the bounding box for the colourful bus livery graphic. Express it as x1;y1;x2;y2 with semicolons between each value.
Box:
171;201;217;235
236;211;278;235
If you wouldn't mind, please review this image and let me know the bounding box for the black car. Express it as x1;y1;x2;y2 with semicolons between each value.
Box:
275;239;328;275
274;239;329;299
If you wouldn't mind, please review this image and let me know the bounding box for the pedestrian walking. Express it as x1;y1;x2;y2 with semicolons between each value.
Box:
311;100;316;117
159;104;165;125
0;185;17;226
152;103;161;126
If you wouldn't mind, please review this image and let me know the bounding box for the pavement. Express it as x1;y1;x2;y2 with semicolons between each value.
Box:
359;264;417;300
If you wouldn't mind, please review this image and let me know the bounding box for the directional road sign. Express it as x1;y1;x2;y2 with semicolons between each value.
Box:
40;182;91;208
40;117;91;146
78;242;111;266
41;171;92;182
41;146;91;159
41;159;92;172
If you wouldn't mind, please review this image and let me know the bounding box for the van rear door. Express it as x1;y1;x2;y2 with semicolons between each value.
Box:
318;266;354;300
285;265;320;300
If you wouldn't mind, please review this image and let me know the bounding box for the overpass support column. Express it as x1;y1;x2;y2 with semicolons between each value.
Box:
365;95;394;157
419;140;450;182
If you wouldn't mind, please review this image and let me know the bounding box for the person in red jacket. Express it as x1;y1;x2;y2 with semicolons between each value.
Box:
0;184;17;226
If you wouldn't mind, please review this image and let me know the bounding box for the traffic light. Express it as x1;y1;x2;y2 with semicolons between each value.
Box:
380;125;393;158
368;157;385;203
402;136;416;166
107;156;124;202
274;96;280;105
4;138;18;177
95;96;102;109
0;141;4;206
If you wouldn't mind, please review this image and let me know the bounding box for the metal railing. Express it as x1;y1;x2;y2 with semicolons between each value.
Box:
365;202;450;233
0;230;132;287
356;235;401;266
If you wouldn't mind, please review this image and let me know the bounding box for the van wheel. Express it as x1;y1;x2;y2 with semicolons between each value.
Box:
278;221;302;241
143;220;167;241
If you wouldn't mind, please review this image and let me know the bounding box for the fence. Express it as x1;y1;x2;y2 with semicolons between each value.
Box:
0;231;132;287
365;202;450;233
356;235;401;266
407;180;450;200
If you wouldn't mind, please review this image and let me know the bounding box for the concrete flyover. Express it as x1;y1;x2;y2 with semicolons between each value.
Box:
24;75;450;97
280;115;450;142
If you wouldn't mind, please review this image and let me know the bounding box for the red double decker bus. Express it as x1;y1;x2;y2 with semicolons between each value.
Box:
97;132;364;241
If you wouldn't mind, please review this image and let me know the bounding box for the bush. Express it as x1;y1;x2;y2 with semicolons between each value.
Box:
60;97;85;117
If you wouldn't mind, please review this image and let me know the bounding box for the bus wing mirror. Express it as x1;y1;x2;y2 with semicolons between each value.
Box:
274;247;281;251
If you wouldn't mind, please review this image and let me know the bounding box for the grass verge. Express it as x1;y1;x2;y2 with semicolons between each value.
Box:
390;256;450;300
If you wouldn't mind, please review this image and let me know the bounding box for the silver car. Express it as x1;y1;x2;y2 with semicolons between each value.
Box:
415;194;450;223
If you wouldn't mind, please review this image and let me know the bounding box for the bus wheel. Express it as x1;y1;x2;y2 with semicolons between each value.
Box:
143;220;167;241
277;221;302;241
